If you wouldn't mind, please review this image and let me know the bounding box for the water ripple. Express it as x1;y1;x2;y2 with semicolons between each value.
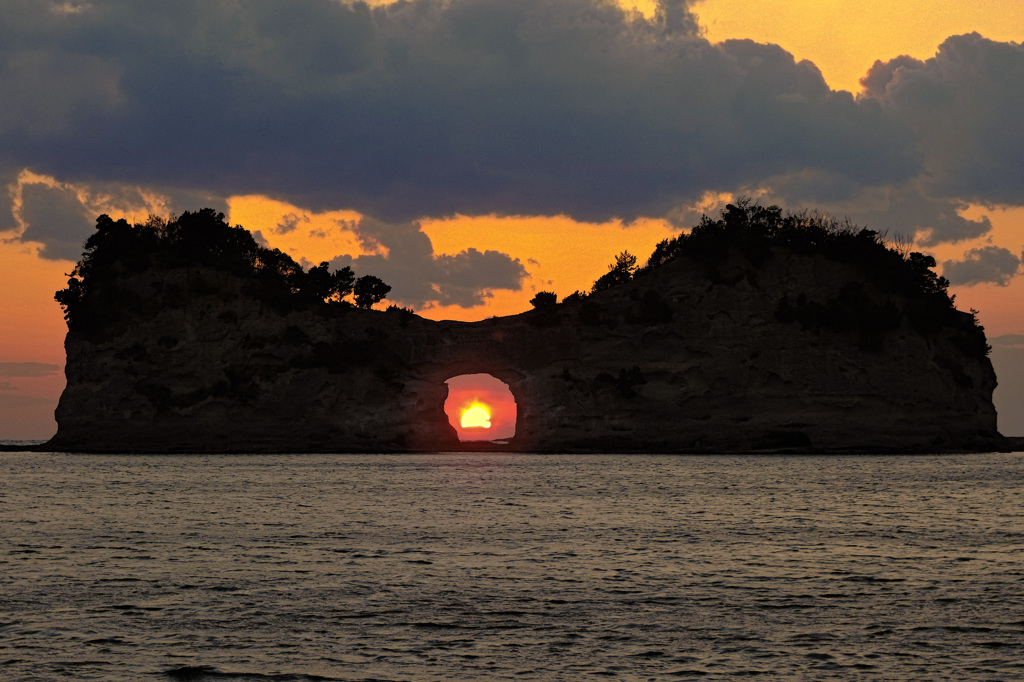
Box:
0;452;1022;679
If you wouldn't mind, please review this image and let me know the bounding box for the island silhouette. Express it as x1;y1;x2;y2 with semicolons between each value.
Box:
47;203;1006;453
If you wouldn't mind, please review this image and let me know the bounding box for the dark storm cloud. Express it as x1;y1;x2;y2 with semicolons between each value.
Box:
17;182;95;261
159;189;231;222
0;197;16;234
0;0;917;221
754;173;992;246
941;245;1023;287
0;362;61;377
0;44;123;136
327;217;527;308
0;0;1020;265
742;33;1024;245
12;177;230;261
861;34;1024;207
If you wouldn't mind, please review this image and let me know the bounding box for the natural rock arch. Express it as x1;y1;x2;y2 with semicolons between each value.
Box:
393;322;547;451
51;228;1005;454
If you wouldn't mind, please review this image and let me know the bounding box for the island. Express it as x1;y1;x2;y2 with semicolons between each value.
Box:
47;204;1006;453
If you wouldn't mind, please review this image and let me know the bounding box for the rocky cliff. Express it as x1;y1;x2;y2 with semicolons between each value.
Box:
50;209;1005;453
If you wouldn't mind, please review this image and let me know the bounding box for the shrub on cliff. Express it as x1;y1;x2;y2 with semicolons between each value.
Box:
629;201;988;357
353;275;391;309
592;251;638;293
55;210;392;335
639;201;950;306
530;291;558;309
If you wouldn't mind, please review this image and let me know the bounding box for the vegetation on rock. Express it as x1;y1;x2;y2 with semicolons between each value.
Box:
55;209;391;336
55;202;988;363
592;251;638;293
529;291;558;309
50;204;1002;454
581;201;989;357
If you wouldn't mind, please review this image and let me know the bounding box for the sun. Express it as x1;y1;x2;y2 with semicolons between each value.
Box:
460;401;492;429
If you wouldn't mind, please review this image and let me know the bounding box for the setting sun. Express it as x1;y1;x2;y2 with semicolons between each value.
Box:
460;402;492;429
445;374;517;442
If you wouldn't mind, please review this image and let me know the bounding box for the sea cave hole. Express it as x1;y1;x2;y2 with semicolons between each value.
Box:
444;373;517;443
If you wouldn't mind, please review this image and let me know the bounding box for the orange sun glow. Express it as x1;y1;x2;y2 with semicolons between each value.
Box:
460;402;492;429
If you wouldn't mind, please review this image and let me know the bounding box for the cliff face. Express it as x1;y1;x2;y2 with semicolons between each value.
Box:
52;248;1002;453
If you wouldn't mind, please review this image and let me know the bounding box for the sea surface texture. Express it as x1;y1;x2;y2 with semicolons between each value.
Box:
2;452;1023;680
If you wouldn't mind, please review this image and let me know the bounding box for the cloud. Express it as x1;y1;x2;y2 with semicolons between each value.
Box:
941;245;1022;287
0;362;61;377
276;212;309;234
0;169;17;233
0;1;1018;264
11;173;230;261
327;217;527;308
990;334;1024;351
16;181;95;260
750;173;992;246
432;247;529;306
860;34;1024;207
0;2;913;219
0;393;55;409
0;46;123;137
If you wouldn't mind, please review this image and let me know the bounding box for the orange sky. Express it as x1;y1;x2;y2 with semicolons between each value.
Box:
228;195;1024;335
1;0;1021;439
648;0;1024;92
228;194;682;321
0;242;69;440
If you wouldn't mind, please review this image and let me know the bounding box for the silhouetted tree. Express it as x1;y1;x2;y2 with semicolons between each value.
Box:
256;248;303;292
165;209;261;273
592;251;638;292
303;262;355;303
530;291;558;309
55;210;394;334
628;199;988;357
561;290;586;304
303;262;335;301
353;275;391;309
905;252;950;297
53;275;85;327
332;266;356;301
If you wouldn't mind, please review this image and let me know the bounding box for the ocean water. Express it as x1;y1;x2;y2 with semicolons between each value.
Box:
1;452;1023;681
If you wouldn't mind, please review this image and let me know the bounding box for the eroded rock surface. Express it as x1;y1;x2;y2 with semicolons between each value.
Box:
51;248;1004;453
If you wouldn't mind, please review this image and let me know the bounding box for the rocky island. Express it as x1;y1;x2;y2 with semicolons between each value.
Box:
48;205;1006;453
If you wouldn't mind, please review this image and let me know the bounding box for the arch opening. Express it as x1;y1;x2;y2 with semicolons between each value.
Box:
444;373;517;443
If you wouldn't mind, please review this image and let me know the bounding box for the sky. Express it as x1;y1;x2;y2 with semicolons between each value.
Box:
0;0;1022;440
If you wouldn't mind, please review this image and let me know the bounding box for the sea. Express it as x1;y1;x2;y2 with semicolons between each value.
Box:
1;451;1022;681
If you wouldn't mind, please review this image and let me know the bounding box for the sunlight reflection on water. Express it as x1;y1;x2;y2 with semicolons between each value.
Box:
1;452;1023;680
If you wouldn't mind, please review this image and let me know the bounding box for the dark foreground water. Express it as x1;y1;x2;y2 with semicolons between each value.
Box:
1;452;1023;681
